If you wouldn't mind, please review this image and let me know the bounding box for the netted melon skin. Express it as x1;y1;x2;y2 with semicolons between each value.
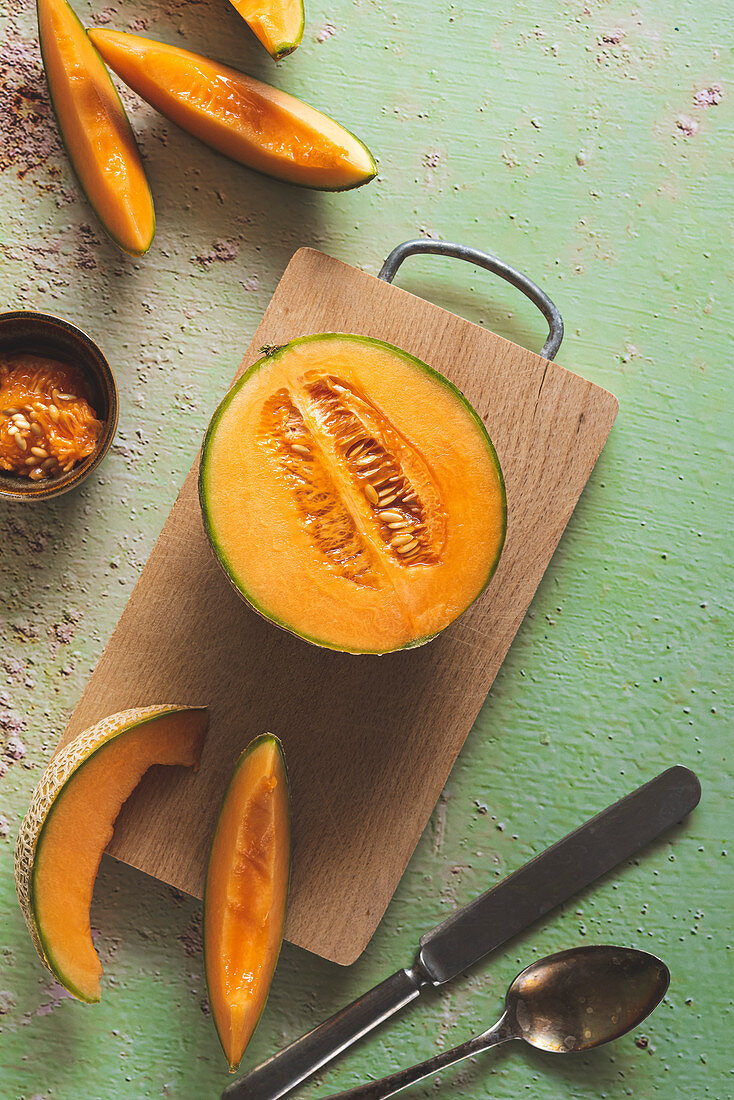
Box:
14;704;192;967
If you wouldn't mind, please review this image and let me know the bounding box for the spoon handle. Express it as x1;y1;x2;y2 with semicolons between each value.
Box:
321;1015;516;1100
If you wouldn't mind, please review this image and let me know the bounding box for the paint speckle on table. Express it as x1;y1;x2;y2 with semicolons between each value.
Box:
36;981;75;1016
316;23;337;43
192;238;241;266
3;734;27;761
693;84;723;107
675;115;699;137
0;20;61;180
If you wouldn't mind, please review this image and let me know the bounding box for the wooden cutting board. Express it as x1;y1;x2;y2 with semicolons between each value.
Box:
60;248;618;965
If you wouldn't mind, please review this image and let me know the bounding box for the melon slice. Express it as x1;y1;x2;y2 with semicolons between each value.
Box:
227;0;305;60
87;30;377;191
199;333;507;653
38;0;155;255
14;705;208;1002
204;734;290;1072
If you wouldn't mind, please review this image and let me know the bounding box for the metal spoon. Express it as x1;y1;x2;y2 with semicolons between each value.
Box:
322;945;670;1100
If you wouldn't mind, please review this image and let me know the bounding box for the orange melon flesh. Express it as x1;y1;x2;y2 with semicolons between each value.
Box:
228;0;304;59
32;710;207;1002
38;0;154;255
204;735;290;1072
200;334;507;653
88;30;377;191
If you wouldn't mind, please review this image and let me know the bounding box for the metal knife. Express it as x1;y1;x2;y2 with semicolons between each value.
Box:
222;765;701;1100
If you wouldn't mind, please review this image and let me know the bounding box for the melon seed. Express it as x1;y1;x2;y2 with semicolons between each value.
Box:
48;405;60;422
14;434;27;451
392;534;414;548
365;484;379;504
397;539;419;554
291;444;310;456
379;511;403;522
31;447;48;459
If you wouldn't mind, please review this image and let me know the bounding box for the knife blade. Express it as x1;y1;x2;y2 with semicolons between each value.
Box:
223;765;700;1100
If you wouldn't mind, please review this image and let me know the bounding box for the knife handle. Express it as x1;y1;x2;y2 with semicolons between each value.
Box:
417;764;702;983
222;966;429;1100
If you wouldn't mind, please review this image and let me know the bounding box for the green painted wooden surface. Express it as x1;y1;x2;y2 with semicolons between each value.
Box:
1;0;731;1096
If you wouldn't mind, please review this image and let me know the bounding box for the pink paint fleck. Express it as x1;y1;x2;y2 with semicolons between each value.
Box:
53;621;75;644
675;114;699;136
0;711;23;736
5;735;26;760
37;981;74;1016
0;815;10;838
601;29;625;45
316;23;337;42
693;84;723;108
193;238;240;266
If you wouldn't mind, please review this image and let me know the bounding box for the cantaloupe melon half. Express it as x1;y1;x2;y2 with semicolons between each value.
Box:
14;705;208;1002
199;333;507;653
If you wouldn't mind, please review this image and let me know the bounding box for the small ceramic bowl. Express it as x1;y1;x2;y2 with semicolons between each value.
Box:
0;311;118;503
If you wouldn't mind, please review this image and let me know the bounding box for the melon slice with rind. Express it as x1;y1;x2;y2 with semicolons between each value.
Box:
38;0;155;255
204;733;291;1071
227;0;305;60
14;704;208;1002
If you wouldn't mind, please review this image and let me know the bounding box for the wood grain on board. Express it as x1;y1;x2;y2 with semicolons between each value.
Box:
60;248;618;965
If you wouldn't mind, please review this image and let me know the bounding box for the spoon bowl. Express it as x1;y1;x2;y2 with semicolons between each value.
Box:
324;945;671;1100
507;945;670;1053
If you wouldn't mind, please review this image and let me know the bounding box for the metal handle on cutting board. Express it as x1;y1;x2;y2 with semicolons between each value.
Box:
378;239;564;361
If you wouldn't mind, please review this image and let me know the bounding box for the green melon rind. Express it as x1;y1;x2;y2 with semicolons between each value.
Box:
14;704;205;1002
37;0;155;256
304;126;377;193
203;733;291;1071
199;332;507;654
